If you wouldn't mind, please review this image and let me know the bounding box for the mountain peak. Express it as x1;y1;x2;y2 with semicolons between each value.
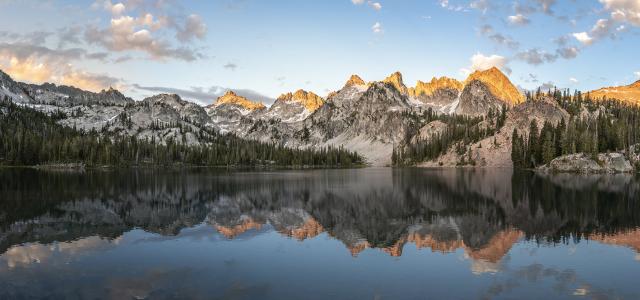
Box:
383;71;408;94
344;74;366;87
465;67;524;105
216;90;266;110
410;76;463;98
277;89;324;112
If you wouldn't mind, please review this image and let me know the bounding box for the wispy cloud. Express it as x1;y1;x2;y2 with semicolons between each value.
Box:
131;84;275;105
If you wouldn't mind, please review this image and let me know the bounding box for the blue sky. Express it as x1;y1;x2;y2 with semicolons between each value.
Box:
0;0;639;105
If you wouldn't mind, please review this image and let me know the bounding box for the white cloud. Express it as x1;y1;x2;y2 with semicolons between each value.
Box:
461;53;510;76
573;32;593;45
351;0;365;4
508;14;530;25
372;22;383;34
600;0;640;26
573;18;614;46
111;2;125;15
84;12;202;61
635;71;640;78
569;77;579;84
439;0;466;11
368;1;382;11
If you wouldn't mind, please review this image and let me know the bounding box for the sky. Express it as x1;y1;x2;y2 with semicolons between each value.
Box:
0;0;639;105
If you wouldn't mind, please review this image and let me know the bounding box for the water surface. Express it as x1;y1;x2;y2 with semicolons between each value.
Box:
1;168;639;299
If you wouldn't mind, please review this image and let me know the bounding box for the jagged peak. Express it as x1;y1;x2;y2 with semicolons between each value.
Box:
216;90;266;110
465;67;525;105
276;89;325;112
344;74;366;87
409;76;463;98
382;71;408;94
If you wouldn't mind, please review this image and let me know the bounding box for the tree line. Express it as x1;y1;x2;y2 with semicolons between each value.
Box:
0;98;363;167
393;105;508;165
512;89;640;168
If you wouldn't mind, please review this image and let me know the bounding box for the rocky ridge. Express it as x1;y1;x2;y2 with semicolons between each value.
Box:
589;80;640;106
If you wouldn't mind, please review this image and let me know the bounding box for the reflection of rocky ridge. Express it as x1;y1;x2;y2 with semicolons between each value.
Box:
1;169;640;262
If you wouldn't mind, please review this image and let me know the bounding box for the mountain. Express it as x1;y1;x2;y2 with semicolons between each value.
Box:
382;71;409;95
4;66;637;169
210;90;266;111
588;80;640;106
300;74;419;165
206;91;265;134
456;67;524;116
465;67;525;105
344;74;366;88
262;89;324;122
421;96;569;168
0;69;133;107
408;77;462;109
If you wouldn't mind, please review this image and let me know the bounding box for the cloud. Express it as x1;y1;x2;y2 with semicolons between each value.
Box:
57;26;83;48
439;0;466;12
175;14;207;42
573;18;614;46
84;14;203;61
223;63;237;71
535;0;557;15
372;22;383;34
0;40;125;91
539;81;556;91
556;46;579;59
461;53;510;76
516;48;558;65
569;77;579;84
479;25;519;49
352;0;381;11
635;71;640;78
85;1;206;61
572;32;593;45
0;52;122;92
600;0;640;27
368;1;382;11
131;84;275;106
508;14;530;25
488;33;520;49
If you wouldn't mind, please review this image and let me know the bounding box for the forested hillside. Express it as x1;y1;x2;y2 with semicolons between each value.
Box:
512;89;640;168
0;98;363;167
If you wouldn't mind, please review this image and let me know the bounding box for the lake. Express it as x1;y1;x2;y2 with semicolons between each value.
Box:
0;168;639;299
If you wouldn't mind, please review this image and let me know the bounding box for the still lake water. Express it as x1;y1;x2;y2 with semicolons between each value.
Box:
0;168;639;299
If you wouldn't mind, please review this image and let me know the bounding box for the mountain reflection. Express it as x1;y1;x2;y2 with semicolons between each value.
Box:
1;168;640;265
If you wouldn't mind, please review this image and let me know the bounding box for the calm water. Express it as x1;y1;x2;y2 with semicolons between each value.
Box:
0;168;639;299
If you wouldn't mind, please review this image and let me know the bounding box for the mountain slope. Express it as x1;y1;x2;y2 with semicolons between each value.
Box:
409;77;462;109
456;67;524;116
589;80;640;106
262;89;324;123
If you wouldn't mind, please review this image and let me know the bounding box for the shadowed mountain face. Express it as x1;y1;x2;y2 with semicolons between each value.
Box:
1;169;639;257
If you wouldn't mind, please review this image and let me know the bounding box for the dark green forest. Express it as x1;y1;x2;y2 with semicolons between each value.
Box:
393;88;640;169
393;105;508;166
512;89;640;168
0;98;363;167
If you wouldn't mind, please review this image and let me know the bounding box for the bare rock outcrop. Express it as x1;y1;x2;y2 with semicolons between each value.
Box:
540;153;634;173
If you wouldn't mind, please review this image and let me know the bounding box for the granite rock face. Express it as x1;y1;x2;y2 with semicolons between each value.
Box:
541;153;634;174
